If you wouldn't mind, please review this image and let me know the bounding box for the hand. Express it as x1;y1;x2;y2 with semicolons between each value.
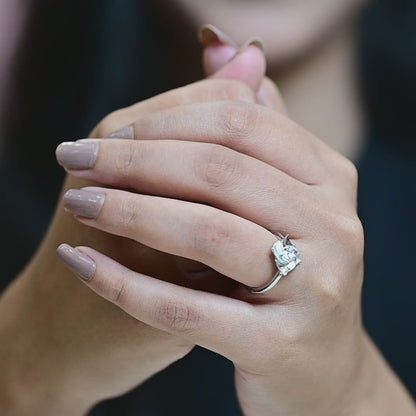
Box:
55;27;416;416
57;60;369;416
0;42;267;415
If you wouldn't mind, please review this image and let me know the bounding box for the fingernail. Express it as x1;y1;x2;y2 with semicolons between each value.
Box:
198;24;238;48
104;125;134;139
56;141;98;169
239;37;265;54
57;243;95;281
63;189;105;219
220;37;266;67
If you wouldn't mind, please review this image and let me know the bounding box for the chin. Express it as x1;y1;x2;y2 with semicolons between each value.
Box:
171;0;368;67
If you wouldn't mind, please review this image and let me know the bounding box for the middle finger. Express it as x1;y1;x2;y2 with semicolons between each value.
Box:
62;186;301;291
57;139;318;237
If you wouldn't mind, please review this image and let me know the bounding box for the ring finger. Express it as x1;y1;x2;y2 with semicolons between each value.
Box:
63;186;303;292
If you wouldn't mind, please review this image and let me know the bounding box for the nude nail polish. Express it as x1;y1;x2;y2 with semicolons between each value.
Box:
227;37;266;65
57;243;95;281
198;24;238;48
104;125;134;139
64;189;105;219
238;37;265;54
56;141;98;169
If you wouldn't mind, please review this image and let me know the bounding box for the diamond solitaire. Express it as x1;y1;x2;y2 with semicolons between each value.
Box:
271;234;301;276
249;233;301;294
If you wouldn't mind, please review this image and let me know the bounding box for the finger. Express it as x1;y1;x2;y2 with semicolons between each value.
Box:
57;244;262;363
62;187;287;289
209;44;266;92
257;77;289;115
199;25;287;114
200;24;265;93
199;23;238;76
105;101;344;187
205;44;288;115
57;140;317;237
202;44;236;76
90;78;256;138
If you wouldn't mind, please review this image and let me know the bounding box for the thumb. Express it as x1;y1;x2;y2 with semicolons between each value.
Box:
199;24;266;92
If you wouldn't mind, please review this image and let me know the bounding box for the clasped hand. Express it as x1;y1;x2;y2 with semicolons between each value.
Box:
56;42;365;415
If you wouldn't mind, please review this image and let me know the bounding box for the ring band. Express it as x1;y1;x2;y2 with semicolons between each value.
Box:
249;233;301;294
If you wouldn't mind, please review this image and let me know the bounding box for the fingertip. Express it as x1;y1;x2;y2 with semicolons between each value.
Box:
57;243;96;281
213;44;267;91
198;23;238;49
203;44;238;76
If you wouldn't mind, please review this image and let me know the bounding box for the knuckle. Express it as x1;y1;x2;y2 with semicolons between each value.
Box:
191;210;231;255
332;155;359;188
156;299;201;334
196;144;240;189
313;273;345;315
344;159;358;189
279;322;306;351
333;214;364;257
218;101;257;141
317;205;364;260
312;214;364;310
312;268;362;326
117;197;140;232
99;273;128;305
342;158;359;185
113;275;127;304
270;323;308;366
114;140;138;175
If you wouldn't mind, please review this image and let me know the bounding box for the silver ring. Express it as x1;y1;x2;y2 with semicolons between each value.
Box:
249;233;301;294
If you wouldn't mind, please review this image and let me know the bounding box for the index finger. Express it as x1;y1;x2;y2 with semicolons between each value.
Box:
90;78;256;138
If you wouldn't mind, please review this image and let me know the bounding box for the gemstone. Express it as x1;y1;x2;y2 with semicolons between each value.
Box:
271;235;301;276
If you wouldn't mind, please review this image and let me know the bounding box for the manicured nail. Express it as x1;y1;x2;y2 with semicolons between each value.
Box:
225;37;266;65
239;37;265;54
198;24;238;48
63;189;105;219
105;125;134;139
56;141;98;169
57;243;95;281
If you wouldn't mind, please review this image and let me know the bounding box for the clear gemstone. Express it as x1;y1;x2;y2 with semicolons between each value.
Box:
271;236;301;276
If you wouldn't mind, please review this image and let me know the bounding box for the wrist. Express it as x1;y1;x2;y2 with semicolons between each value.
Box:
347;332;416;416
0;268;96;416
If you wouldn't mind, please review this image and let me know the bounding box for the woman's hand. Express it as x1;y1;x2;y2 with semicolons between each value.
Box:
57;65;416;414
56;81;366;415
0;42;267;415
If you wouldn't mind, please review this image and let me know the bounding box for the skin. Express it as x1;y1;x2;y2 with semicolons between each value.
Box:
171;0;367;159
0;47;269;415
171;0;367;65
0;2;415;415
56;50;415;414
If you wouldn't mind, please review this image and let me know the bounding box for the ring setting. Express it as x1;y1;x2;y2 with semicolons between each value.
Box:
249;233;301;294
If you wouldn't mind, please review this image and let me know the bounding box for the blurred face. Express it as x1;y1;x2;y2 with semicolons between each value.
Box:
172;0;368;65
